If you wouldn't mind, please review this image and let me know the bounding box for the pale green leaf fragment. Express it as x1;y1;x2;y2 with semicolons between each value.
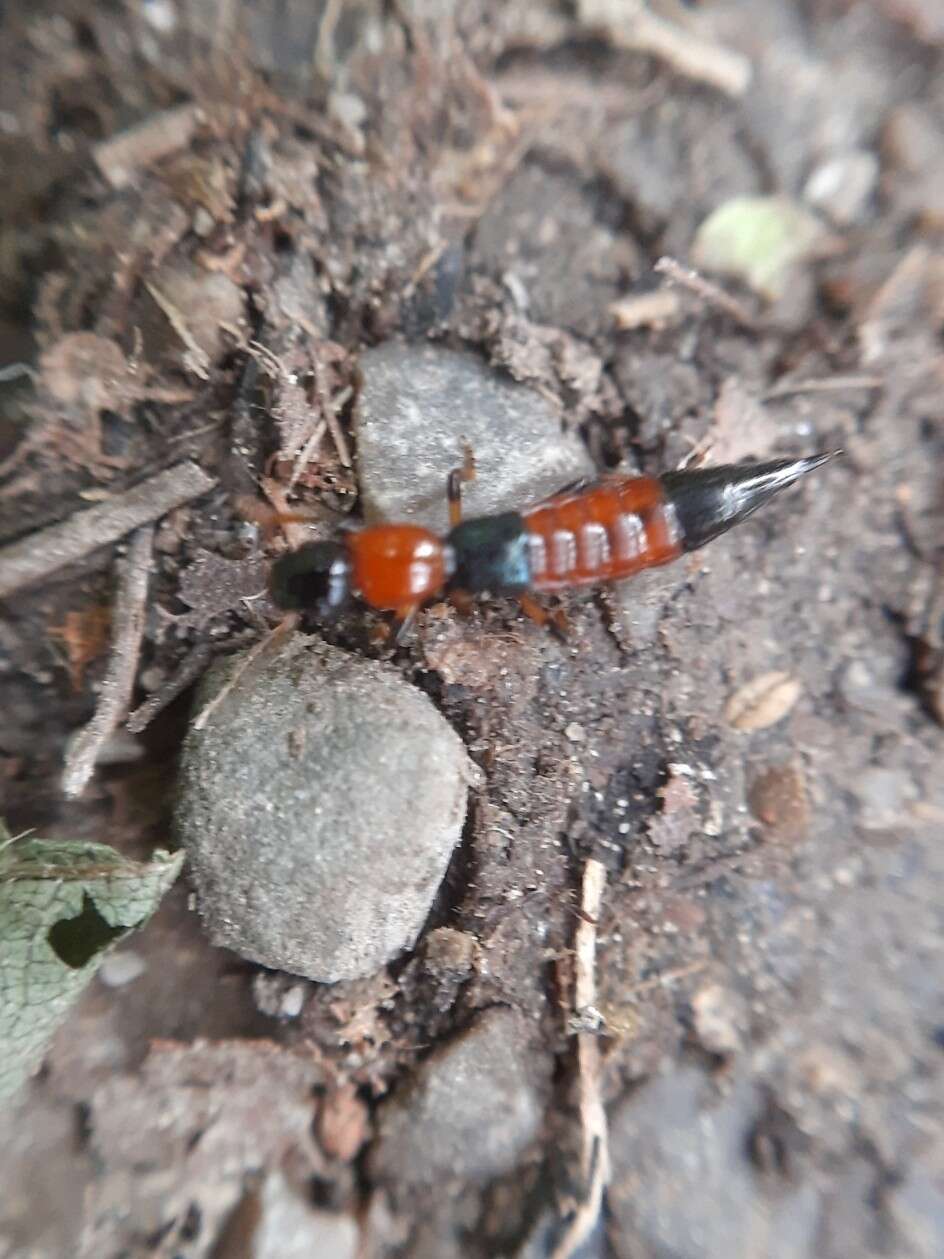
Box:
692;196;834;301
0;834;183;1104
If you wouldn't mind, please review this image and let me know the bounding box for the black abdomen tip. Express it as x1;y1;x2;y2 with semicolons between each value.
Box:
661;452;841;553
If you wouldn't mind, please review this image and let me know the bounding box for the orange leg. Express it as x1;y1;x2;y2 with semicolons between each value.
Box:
518;592;569;641
446;443;477;528
449;589;475;617
235;496;329;542
393;603;420;644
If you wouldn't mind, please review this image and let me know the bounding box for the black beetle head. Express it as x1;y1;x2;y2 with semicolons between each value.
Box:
269;541;352;615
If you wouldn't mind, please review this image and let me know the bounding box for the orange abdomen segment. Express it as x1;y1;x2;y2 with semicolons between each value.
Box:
522;476;683;592
348;524;446;613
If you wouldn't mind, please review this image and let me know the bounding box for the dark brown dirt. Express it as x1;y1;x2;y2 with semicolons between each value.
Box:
1;2;942;1257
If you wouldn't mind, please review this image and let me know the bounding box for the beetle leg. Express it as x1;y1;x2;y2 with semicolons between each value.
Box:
449;588;475;617
393;604;420;644
519;592;569;642
447;443;477;527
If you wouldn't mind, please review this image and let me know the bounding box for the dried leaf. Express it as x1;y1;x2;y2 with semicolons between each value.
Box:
693;197;835;301
48;605;111;692
0;831;183;1103
724;671;801;732
319;1082;370;1162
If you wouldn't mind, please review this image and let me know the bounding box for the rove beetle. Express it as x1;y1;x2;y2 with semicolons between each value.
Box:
267;451;839;636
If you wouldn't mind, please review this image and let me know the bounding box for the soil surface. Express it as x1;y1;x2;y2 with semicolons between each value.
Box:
1;2;943;1257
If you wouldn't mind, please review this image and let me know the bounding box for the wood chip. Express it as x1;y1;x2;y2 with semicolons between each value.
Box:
610;288;683;330
578;0;752;98
725;671;802;732
93;104;201;190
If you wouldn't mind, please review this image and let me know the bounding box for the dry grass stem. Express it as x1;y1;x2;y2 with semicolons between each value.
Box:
62;526;154;797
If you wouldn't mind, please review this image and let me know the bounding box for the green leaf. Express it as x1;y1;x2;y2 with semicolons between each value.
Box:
692;196;833;301
0;829;183;1104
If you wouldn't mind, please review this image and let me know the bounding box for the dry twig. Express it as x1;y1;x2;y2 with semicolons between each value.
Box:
144;282;211;379
93;104;201;190
191;614;299;732
762;374;884;401
655;255;757;329
313;354;352;469
551;857;610;1259
0;461;216;599
610;288;683;330
62;527;154;798
578;0;752;98
126;642;214;734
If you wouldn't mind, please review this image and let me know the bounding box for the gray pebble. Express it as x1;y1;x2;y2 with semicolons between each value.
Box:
355;343;596;531
804;150;878;226
608;1068;821;1259
853;767;917;832
98;949;147;988
371;1008;547;1184
251;1173;358;1259
176;636;479;982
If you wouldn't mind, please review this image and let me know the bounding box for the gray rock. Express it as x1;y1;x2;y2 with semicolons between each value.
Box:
470;166;637;336
371;1008;547;1184
250;1173;358;1259
355;343;595;531
176;636;478;982
853;767;917;832
804;150;878;225
608;1067;821;1259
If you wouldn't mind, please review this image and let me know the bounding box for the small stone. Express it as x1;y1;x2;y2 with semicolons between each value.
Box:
354;344;595;532
176;636;479;982
329;91;367;131
564;722;586;743
371;1008;547;1184
98;949;147;988
853;767;917;831
251;1173;358;1259
748;765;810;842
253;973;308;1020
836;658;902;718
691;983;744;1056
422;927;476;981
608;1068;819;1258
804;151;878;226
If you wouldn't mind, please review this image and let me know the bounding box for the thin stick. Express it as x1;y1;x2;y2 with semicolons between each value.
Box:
550;858;609;1259
287;418;328;491
92;104;201;189
260;478;310;551
762;374;883;401
313;356;352;469
611;288;683;330
0;461;215;599
191;614;298;732
579;0;752;98
144;282;211;380
655;255;756;329
62;527;154;798
126;641;213;734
